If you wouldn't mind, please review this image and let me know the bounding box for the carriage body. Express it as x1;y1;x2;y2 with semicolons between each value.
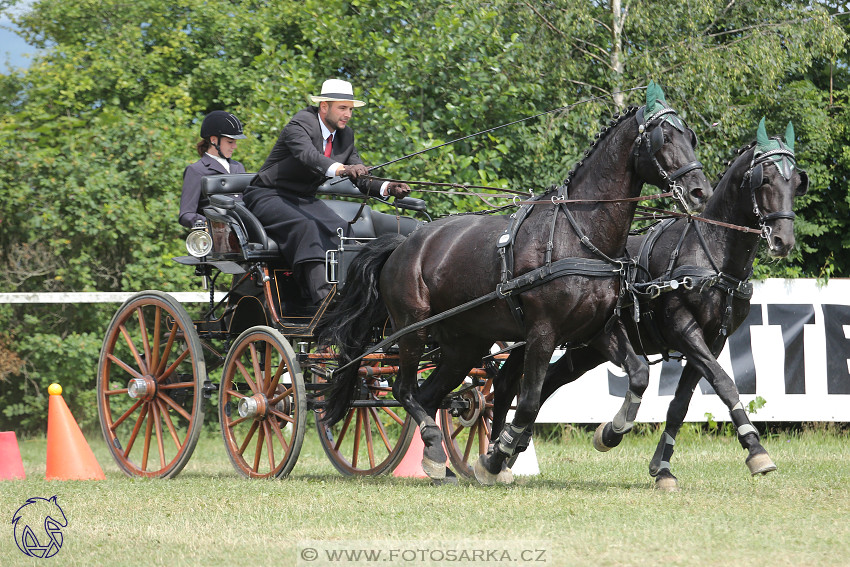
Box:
95;174;495;480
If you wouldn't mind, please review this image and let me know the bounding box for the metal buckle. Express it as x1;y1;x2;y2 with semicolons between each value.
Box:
648;284;661;299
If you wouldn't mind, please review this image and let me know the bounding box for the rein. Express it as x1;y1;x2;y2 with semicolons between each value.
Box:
635;205;762;235
366;175;532;197
369;171;764;236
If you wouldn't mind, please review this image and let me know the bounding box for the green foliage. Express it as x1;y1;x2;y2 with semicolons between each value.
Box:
0;0;847;432
748;395;768;415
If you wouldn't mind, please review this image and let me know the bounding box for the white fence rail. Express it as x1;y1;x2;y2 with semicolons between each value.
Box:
0;292;226;304
4;281;850;421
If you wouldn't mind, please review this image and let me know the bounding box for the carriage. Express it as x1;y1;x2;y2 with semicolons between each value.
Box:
95;174;498;479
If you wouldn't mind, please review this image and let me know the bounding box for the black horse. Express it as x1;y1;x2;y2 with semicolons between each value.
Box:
490;118;808;490
319;82;711;485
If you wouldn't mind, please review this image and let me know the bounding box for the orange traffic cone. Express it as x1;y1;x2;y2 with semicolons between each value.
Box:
0;431;26;480
45;383;105;480
393;421;449;478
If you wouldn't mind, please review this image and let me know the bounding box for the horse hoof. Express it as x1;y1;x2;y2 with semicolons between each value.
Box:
474;455;497;486
496;466;514;485
422;457;446;480
432;468;459;486
746;453;777;476
654;475;680;492
473;455;514;486
593;423;612;452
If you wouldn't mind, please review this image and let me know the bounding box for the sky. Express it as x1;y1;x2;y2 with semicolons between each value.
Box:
1;2;36;73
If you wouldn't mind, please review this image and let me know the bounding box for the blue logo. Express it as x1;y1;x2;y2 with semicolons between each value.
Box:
12;496;67;559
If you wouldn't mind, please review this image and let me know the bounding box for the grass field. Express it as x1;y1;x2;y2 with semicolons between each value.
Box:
2;424;849;567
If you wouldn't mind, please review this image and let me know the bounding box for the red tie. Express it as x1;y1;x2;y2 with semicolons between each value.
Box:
324;133;333;157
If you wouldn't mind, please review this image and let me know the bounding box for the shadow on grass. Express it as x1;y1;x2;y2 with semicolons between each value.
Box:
165;470;654;492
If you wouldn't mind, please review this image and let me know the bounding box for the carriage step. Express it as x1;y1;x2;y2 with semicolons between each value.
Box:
202;380;218;399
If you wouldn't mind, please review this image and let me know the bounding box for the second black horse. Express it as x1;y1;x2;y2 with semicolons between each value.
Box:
490;117;808;490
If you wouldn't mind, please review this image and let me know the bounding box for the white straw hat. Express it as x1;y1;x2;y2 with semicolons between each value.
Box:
310;79;366;107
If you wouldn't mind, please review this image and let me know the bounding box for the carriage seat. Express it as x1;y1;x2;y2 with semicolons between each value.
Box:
199;174;424;258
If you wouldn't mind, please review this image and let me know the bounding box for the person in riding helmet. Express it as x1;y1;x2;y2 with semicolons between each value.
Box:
178;110;247;228
244;79;411;306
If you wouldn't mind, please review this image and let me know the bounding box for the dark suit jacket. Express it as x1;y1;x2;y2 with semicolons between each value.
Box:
179;155;246;227
251;106;382;197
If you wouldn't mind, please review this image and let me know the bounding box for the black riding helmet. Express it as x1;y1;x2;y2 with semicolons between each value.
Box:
200;111;246;159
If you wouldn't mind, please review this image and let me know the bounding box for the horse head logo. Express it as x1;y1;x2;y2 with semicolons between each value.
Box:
12;496;68;559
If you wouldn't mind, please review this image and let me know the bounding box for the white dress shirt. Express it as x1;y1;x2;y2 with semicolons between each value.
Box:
317;115;389;197
205;152;231;173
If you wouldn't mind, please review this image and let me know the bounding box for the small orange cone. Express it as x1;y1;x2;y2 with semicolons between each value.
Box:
45;383;105;481
393;421;449;478
0;431;26;480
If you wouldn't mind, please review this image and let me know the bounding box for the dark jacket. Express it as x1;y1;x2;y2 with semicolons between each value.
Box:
179;154;246;228
251;106;382;197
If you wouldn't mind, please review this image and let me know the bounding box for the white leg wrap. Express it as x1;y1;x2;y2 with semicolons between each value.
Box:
496;423;527;456
730;402;758;438
612;390;642;434
649;431;676;476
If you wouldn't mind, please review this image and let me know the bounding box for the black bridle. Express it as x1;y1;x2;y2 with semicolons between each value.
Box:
633;104;704;213
742;144;798;240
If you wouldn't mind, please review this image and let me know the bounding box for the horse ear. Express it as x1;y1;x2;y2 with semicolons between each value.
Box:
785;121;795;153
645;80;658;110
756;117;770;149
654;82;667;104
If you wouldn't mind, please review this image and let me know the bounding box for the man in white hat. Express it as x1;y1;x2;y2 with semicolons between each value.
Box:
245;79;411;306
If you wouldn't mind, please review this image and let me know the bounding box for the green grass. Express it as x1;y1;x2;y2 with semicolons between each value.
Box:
2;426;849;567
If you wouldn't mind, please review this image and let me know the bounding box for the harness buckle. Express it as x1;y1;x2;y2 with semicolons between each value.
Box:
670;181;686;208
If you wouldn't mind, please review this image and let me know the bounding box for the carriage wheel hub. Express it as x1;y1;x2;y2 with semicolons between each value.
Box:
238;394;269;420
458;388;486;427
273;386;292;416
127;376;157;400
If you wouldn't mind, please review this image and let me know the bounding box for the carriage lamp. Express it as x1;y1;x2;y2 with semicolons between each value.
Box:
186;227;213;257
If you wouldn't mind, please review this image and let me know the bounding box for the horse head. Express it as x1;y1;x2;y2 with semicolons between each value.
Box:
747;118;809;257
632;81;712;213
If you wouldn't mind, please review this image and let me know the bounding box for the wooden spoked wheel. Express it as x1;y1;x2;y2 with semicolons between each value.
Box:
219;326;306;479
439;373;495;478
97;291;206;478
315;357;415;476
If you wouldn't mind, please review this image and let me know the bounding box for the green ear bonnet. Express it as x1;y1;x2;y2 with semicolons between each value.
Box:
754;117;796;181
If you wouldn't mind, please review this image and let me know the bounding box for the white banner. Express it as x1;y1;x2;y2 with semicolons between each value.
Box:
536;278;850;423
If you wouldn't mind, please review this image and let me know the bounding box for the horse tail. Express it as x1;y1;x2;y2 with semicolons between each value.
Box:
316;233;406;425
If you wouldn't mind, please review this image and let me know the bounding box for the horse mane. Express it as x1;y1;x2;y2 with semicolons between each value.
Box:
714;140;757;186
542;105;641;198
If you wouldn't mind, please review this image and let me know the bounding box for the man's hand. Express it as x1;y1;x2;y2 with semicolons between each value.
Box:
387;182;412;198
341;164;369;180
